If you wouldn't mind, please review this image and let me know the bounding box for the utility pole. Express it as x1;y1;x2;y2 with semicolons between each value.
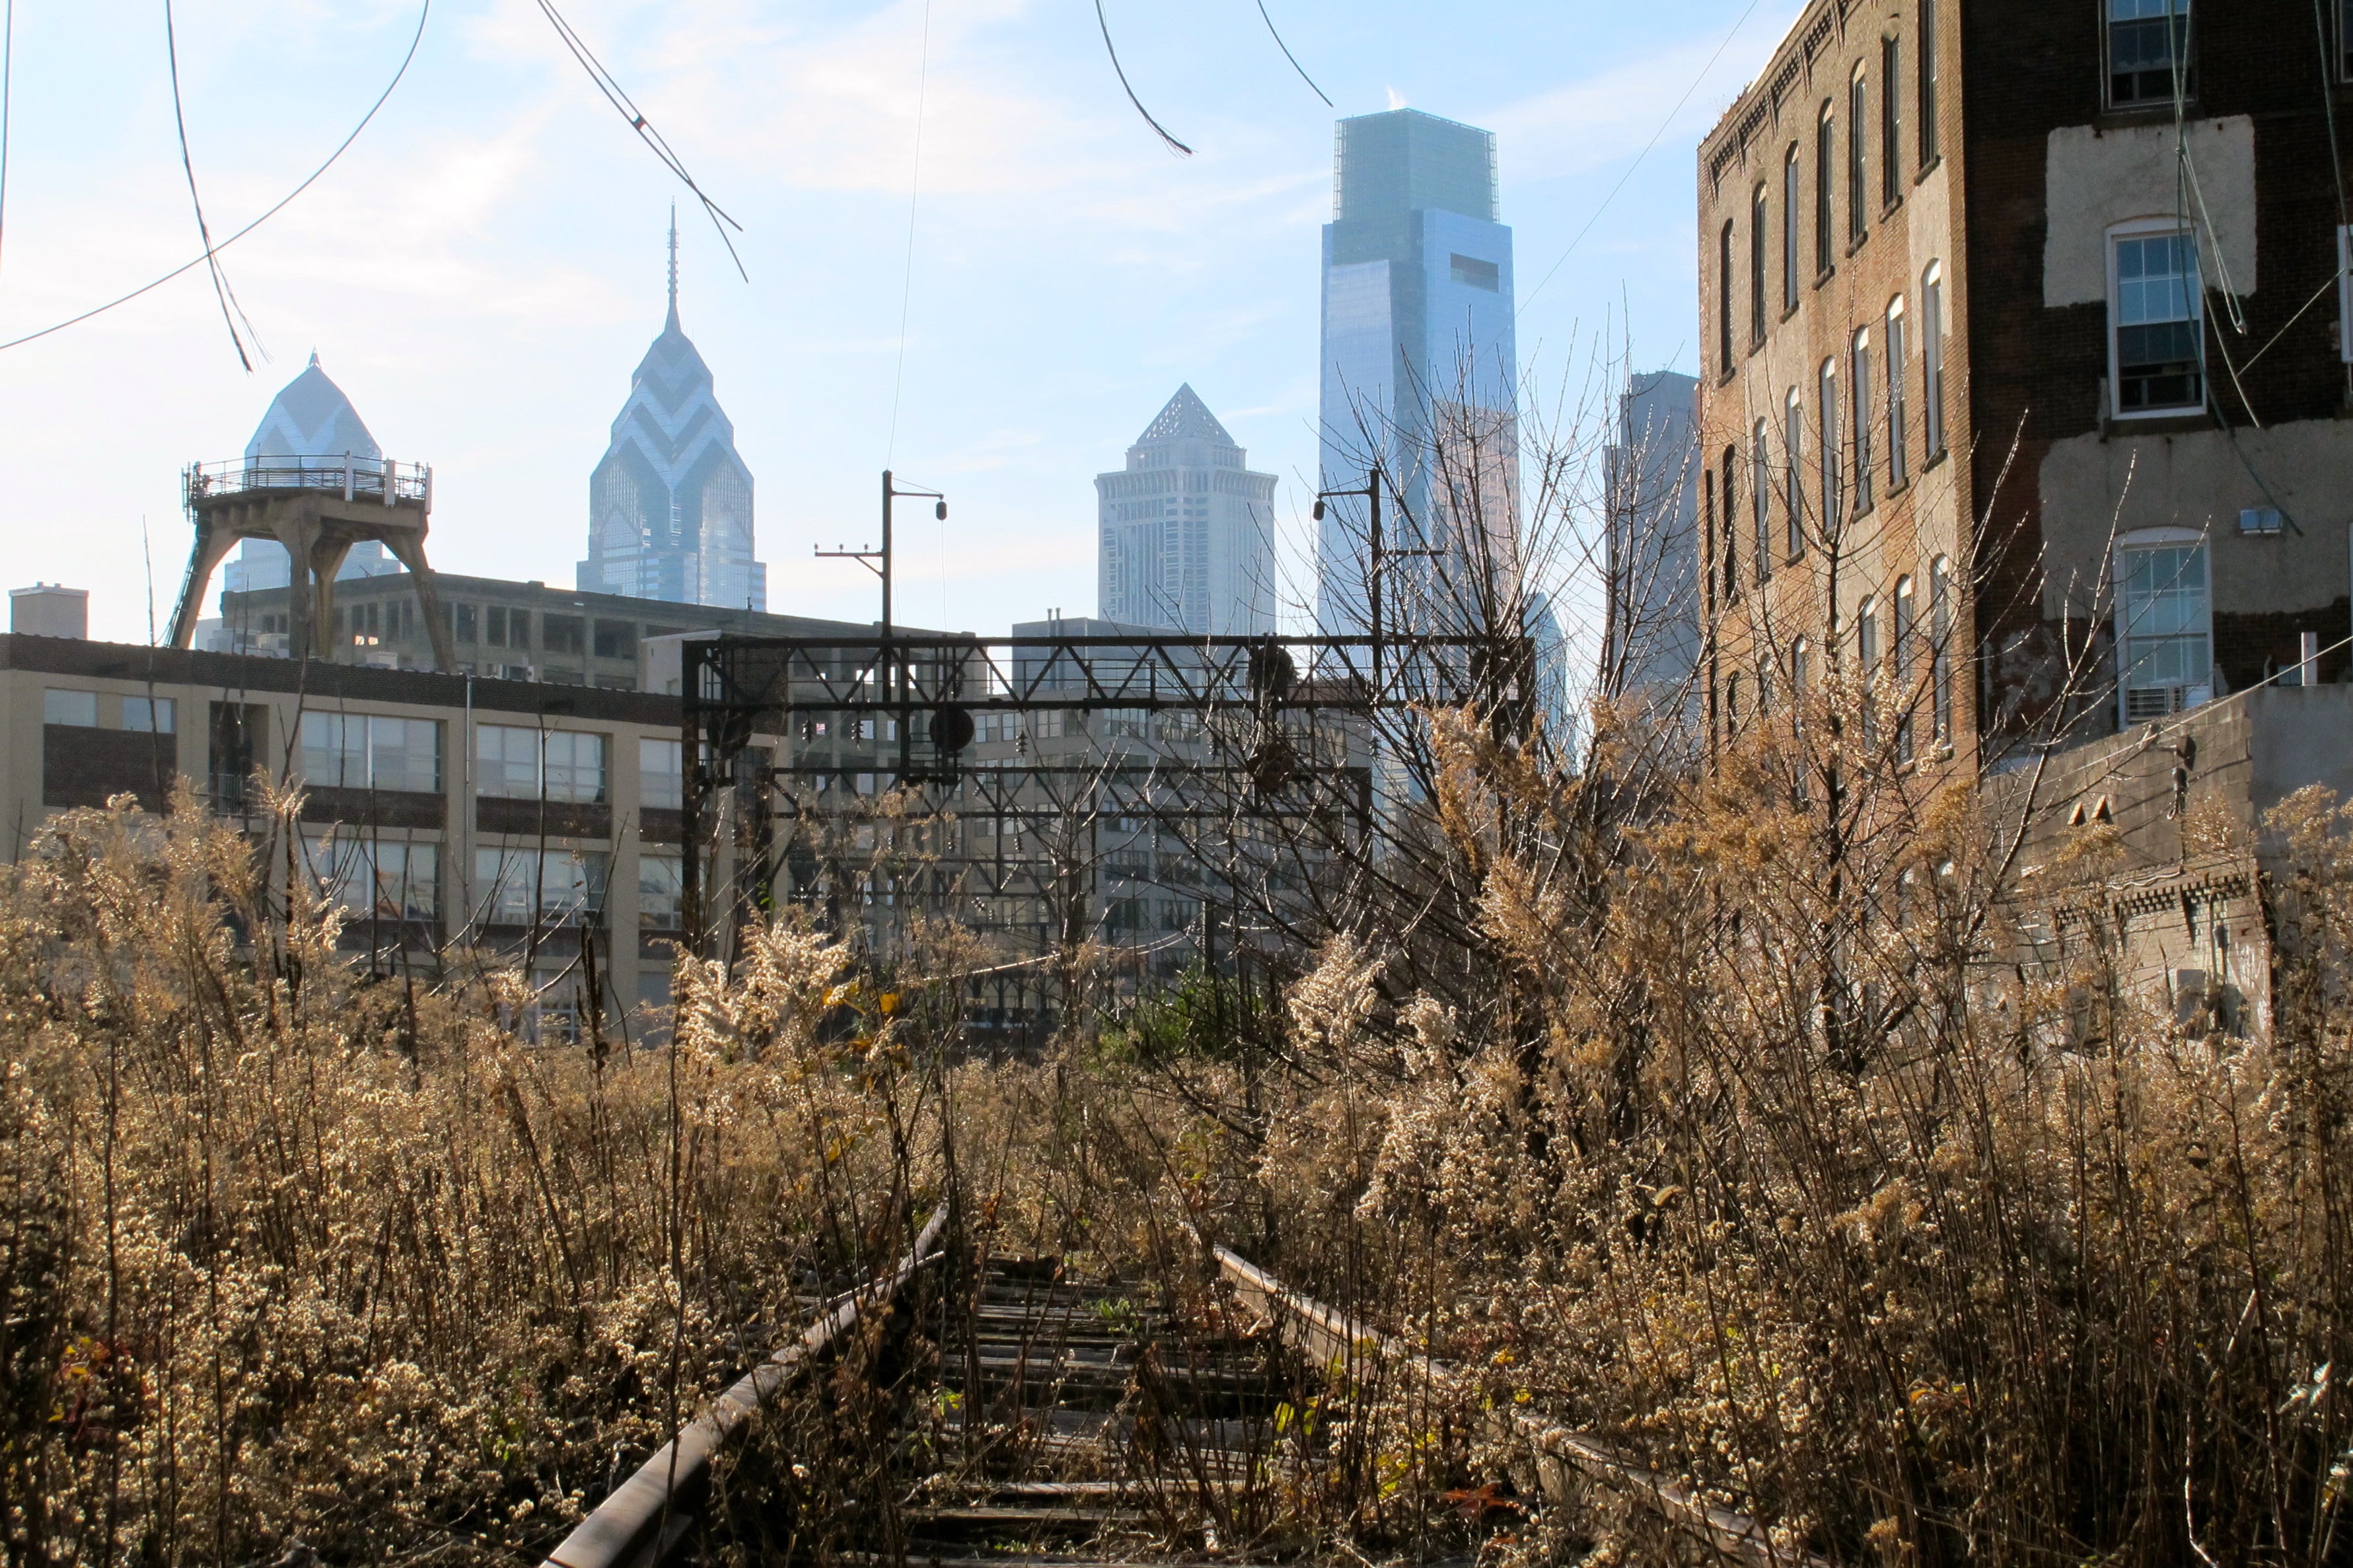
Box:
816;469;946;784
1315;459;1436;694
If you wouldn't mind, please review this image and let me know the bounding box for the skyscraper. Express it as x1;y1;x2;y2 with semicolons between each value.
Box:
1095;385;1278;635
1602;370;1700;736
1317;109;1518;636
578;222;766;612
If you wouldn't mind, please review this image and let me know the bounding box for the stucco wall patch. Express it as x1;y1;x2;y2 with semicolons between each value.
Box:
2043;116;2256;308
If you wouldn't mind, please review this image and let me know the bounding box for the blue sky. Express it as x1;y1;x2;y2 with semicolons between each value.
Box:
0;0;1797;645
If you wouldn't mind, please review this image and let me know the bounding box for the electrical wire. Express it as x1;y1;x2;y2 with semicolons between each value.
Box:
0;0;429;355
1094;0;1192;157
1256;0;1332;109
1519;0;1766;315
0;0;13;292
163;0;260;371
528;0;748;280
886;0;933;470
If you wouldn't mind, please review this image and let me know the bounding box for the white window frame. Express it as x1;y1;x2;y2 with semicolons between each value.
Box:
2114;526;2214;726
1784;388;1806;558
2107;218;2206;419
2338;225;2352;363
1852;326;1875;514
1922;262;1948;457
1885;297;1910;487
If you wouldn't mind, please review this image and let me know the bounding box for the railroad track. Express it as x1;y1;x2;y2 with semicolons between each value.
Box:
544;1218;1830;1568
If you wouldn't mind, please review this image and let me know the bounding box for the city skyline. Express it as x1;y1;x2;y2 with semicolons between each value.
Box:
0;0;1786;649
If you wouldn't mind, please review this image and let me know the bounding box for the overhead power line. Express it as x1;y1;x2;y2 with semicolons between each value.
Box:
529;0;748;280
1256;0;1333;109
0;0;431;355
163;0;262;371
1094;0;1192;157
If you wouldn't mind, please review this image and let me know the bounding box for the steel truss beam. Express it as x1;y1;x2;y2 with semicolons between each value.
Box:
679;631;1531;958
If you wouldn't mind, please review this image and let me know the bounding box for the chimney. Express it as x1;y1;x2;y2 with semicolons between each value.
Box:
10;583;88;639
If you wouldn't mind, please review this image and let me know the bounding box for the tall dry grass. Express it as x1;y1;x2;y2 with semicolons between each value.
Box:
0;791;937;1567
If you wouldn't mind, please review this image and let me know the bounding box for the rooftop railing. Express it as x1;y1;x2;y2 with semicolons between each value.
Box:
185;454;432;509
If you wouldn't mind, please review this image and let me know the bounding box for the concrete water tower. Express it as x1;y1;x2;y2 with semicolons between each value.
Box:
164;354;456;670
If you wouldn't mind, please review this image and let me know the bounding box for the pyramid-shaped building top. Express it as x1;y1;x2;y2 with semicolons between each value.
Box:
246;353;380;462
577;221;765;612
1136;384;1237;448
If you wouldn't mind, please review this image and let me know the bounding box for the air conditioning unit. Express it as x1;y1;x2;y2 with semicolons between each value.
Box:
2126;682;2211;721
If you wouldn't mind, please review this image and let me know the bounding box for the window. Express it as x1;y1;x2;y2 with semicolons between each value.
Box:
1783;146;1801;311
2113;229;2204;413
1784;390;1806;557
307;837;439;921
544;731;608;802
1893;575;1917;763
1857;595;1881;746
475;847;607;925
1727;670;1745;732
456;604;478;643
2109;0;2192;108
1922;264;1948;456
638;853;683;930
1721;448;1740;598
299;713;441;792
542;614;585;657
476;725;608;802
1792;637;1811;713
639;736;683;809
1753;419;1773;585
1819;360;1842;537
1886;299;1910;487
43;688;96;727
486;606;509;648
1450;253;1500;291
1718;222;1735;375
1849;67;1869;244
1918;0;1940;166
593;620;637;660
124;696;174;734
1930;555;1954;748
2117;538;2213;721
1881;36;1902;207
1751;183;1770;341
2340;227;2353;362
1852;329;1875;515
1815;104;1836;276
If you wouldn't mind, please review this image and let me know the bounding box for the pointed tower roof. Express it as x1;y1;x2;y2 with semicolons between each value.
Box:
665;205;680;334
245;353;380;461
1136;384;1236;446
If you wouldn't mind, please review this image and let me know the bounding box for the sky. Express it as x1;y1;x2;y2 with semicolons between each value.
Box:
0;0;1801;647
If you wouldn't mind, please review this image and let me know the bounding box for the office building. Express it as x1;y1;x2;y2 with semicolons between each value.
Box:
1317;108;1519;636
1603;370;1702;736
577;224;766;612
213;355;412;599
1096;385;1278;635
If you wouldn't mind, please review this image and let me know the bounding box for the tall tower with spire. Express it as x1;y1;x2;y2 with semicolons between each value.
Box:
1094;385;1277;634
578;215;765;610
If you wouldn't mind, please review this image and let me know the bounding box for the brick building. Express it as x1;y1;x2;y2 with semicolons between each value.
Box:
1695;0;2353;766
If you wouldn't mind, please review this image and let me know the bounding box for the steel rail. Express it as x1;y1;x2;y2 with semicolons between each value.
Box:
542;1203;949;1568
1212;1246;1836;1568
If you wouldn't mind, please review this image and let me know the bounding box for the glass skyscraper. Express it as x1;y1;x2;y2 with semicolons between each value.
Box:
1096;385;1278;635
1317;109;1519;635
578;225;766;612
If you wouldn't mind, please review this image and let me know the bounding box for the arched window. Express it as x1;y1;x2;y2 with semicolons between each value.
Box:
1751;184;1769;342
1718;221;1735;376
1857;594;1881;746
1849;63;1870;244
1784;390;1806;558
1923;262;1947;456
1753;417;1773;583
1885;297;1909;487
1783;146;1802;310
1721;446;1740;599
1727;670;1745;733
1893;575;1917;763
1852;327;1875;514
1819;359;1842;537
1815;103;1836;276
1930;554;1953;747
